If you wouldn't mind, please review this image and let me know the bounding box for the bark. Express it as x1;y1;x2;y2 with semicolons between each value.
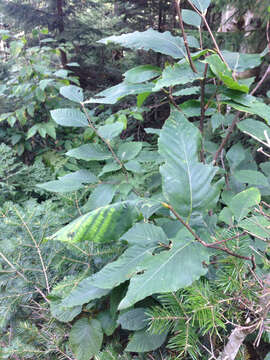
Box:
216;275;270;360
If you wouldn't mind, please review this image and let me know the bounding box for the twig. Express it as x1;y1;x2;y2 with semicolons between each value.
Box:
212;112;241;165
161;202;256;268
81;103;129;180
186;0;233;78
174;0;197;73
74;192;82;216
168;89;183;112
251;64;270;96
200;64;208;135
257;147;270;158
251;20;270;95
199;63;208;162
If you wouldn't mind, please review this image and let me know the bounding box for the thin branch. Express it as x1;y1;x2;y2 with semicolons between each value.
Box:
161;202;255;268
81;102;140;196
200;64;208;134
174;0;197;73
199;63;208;162
251;20;270;96
212;112;241;165
251;64;270;96
168;89;183;112
186;0;232;77
81;103;128;180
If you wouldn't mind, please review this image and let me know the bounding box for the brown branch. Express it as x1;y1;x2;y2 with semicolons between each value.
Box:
200;63;208;134
186;0;234;79
174;0;197;73
81;102;135;183
251;21;270;95
212;112;241;166
161;202;255;268
199;63;208;162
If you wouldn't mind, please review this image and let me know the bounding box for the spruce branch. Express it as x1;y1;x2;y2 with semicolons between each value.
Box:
14;206;50;294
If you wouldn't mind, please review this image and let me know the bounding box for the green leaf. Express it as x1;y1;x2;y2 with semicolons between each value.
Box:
66;144;111;161
118;229;210;310
117;142;142;161
126;329;167;352
180;99;216;118
51;108;88;127
137;92;151;107
54;69;70;78
228;188;261;222
83;184;117;212
260;162;270;176
7;115;16;127
225;100;270;124
38;125;47;138
124;65;161;83
62;281;110;307
159;108;221;218
48;201;140;243
35;87;46;102
120;223;168;246
99;162;121;177
238;216;270;240
222;51;262;73
91;244;158;290
237;118;270;142
37;170;97;193
172;86;200;96
98;28;199;59
98;122;124;140
226;143;246;170
0;112;12;122
69;318;103;360
182;9;202;28
117;308;148;330
87;82;154;104
10;40;24;57
124;160;143;173
38;180;83;193
189;0;211;13
0;84;7;95
204;54;249;93
43;122;56;139
211;113;225;132
219;207;233;226
97;311;117;336
50;300;82;323
60;85;84;103
39;79;54;91
154;62;202;91
234;170;268;187
26;125;38;139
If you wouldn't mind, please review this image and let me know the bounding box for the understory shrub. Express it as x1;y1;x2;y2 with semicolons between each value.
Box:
1;0;270;359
